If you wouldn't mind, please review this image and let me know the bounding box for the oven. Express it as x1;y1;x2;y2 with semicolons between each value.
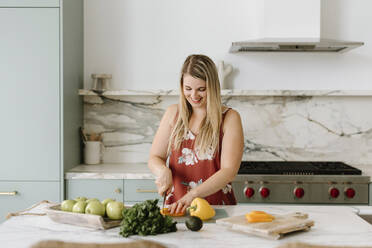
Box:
232;161;370;204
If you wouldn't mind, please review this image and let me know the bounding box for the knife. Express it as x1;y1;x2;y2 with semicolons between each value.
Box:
162;192;166;210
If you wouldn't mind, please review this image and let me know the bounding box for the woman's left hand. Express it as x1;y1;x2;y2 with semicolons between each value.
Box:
169;191;195;214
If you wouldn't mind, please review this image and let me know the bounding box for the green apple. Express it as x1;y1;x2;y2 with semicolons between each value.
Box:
106;201;124;220
72;201;87;214
74;196;87;202
85;201;105;216
61;200;76;212
101;198;115;208
86;198;100;203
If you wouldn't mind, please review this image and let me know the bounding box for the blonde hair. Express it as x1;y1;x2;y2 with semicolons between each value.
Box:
168;54;222;156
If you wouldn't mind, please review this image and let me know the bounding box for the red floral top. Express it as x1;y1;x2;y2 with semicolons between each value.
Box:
165;108;237;205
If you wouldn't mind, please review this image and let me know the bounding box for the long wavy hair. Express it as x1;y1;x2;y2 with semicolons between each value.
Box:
167;54;222;157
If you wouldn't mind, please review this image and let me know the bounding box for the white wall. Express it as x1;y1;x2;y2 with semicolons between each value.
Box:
84;0;372;90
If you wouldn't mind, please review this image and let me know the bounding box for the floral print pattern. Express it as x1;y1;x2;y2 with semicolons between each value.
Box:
222;184;233;194
195;146;214;161
182;179;203;188
182;179;203;193
178;130;214;165
178;148;198;165
184;130;195;140
166;108;237;205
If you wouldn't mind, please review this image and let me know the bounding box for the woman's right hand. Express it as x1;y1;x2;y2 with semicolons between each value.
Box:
155;167;173;196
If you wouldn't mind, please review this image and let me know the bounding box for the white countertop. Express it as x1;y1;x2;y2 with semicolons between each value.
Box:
2;202;372;248
65;163;372;181
65;163;155;179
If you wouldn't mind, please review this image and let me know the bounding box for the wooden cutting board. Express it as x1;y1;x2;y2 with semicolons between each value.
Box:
46;204;122;230
216;212;314;240
31;240;167;248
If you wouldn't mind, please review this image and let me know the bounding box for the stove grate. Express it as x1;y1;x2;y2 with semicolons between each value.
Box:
238;161;362;175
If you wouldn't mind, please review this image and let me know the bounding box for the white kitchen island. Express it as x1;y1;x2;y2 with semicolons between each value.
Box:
1;202;372;248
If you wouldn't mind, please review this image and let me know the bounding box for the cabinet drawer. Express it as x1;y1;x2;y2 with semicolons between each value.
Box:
0;181;60;222
66;179;123;202
124;179;162;203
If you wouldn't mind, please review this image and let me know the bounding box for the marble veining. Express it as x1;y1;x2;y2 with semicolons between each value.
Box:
1;202;372;248
79;89;372;96
65;163;156;179
83;93;372;166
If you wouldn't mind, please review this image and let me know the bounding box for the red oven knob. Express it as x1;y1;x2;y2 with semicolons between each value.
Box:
329;187;339;198
344;188;356;198
259;187;270;198
294;187;305;198
244;187;255;198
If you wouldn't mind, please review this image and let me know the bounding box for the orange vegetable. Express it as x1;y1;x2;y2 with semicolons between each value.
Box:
160;208;185;217
249;211;267;215
245;210;275;223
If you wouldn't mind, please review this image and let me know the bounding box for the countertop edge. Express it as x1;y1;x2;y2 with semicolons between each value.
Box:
78;89;372;97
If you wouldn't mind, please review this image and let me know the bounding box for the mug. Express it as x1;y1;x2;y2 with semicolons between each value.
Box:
84;141;104;165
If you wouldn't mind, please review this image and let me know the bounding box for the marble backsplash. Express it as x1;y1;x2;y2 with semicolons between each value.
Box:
83;91;372;165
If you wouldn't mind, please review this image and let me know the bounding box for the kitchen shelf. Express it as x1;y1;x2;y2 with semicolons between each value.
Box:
79;89;372;97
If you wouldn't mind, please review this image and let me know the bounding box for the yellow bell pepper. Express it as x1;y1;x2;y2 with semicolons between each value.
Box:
188;198;215;220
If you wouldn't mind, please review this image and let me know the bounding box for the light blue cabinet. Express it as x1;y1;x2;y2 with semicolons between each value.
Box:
0;8;60;181
124;179;162;203
0;6;61;222
0;181;60;220
0;0;59;7
65;179;162;205
66;180;124;202
0;0;83;222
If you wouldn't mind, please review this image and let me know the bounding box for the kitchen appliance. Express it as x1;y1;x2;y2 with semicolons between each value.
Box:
230;38;364;53
232;161;370;204
230;0;364;53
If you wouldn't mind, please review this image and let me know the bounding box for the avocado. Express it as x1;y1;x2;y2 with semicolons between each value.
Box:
185;216;203;231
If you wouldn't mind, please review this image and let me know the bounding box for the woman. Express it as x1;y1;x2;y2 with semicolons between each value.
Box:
148;54;244;214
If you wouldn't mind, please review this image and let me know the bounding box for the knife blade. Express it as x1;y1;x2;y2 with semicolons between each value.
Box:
162;192;166;210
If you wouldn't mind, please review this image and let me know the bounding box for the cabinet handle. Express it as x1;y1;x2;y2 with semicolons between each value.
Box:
114;188;121;193
0;191;17;196
136;189;157;193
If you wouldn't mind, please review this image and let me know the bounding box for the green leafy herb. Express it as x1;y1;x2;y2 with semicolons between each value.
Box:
119;199;177;237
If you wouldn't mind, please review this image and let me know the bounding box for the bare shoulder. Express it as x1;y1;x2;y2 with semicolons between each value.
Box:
225;108;241;122
163;104;178;126
166;104;178;114
223;108;242;131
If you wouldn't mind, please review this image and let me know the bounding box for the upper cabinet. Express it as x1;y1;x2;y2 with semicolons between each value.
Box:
0;0;59;7
0;8;60;181
0;0;83;222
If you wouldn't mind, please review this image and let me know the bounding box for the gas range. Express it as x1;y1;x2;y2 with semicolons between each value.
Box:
232;161;370;204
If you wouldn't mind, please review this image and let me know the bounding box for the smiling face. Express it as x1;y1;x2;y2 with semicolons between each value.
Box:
182;74;207;109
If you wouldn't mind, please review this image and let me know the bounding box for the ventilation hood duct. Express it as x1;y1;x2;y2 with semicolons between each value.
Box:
230;0;364;53
230;38;364;53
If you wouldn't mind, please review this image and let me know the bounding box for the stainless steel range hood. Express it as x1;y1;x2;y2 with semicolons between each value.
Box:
231;0;364;53
230;38;364;53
